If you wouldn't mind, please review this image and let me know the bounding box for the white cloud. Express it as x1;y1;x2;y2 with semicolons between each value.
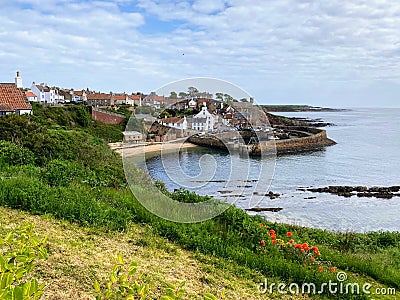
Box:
1;0;400;106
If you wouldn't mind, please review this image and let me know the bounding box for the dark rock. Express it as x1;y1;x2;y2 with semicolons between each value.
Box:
306;185;399;200
246;207;283;212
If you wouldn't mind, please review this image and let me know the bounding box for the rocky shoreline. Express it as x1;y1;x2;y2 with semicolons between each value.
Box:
299;185;400;199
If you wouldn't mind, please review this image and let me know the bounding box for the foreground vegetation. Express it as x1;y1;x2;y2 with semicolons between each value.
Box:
0;106;399;299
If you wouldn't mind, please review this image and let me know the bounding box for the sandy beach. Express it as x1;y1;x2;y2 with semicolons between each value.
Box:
109;141;199;157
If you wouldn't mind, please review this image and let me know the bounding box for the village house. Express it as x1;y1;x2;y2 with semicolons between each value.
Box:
25;91;37;102
143;92;165;108
170;99;188;110
130;93;142;106
114;94;131;105
30;82;62;104
192;103;215;132
123;131;144;143
160;116;188;130
0;83;32;115
70;90;87;103
86;93;113;107
196;98;210;109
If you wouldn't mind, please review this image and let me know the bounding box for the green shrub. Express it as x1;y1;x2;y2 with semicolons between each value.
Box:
0;141;35;166
41;159;89;187
0;224;47;300
75;105;91;127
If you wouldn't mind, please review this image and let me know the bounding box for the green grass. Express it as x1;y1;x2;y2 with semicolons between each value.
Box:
0;111;399;299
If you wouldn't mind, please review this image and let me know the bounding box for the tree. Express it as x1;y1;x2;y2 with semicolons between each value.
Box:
187;86;198;96
76;105;91;127
216;92;223;100
169;91;177;98
178;92;187;98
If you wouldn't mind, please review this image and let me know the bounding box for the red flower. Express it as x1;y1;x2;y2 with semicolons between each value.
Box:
300;249;305;253
330;267;336;272
270;234;277;239
318;267;323;272
269;229;275;235
289;239;294;244
310;257;316;261
287;232;292;237
259;223;263;227
272;239;277;245
260;240;266;247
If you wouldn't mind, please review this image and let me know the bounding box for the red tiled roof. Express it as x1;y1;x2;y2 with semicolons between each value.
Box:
74;90;84;96
0;83;32;111
25;91;36;97
114;94;127;100
130;94;141;101
87;93;111;100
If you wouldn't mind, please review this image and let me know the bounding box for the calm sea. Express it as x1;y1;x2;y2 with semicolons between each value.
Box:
144;108;400;232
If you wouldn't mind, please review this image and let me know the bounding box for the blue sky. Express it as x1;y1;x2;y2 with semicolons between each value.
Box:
1;0;399;107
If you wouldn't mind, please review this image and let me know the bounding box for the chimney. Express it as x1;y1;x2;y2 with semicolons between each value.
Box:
15;71;23;88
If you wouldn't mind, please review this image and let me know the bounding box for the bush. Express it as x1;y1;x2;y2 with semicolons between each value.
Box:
41;159;89;187
0;225;47;300
0;141;35;166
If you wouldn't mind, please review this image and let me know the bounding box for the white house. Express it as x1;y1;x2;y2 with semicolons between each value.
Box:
192;103;215;131
25;91;38;102
31;83;53;104
160;116;188;130
70;90;87;103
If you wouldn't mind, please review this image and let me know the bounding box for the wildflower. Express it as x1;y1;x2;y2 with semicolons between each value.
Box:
289;239;294;244
259;223;263;227
310;257;316;261
330;267;336;272
287;232;293;237
269;229;275;235
318;267;323;272
270;234;277;239
272;239;277;245
260;240;266;247
302;243;308;249
300;249;305;253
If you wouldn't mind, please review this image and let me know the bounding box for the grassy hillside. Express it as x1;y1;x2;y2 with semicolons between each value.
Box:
0;207;270;299
0;107;399;299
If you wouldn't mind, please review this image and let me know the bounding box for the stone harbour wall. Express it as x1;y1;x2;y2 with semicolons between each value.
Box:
188;128;336;156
